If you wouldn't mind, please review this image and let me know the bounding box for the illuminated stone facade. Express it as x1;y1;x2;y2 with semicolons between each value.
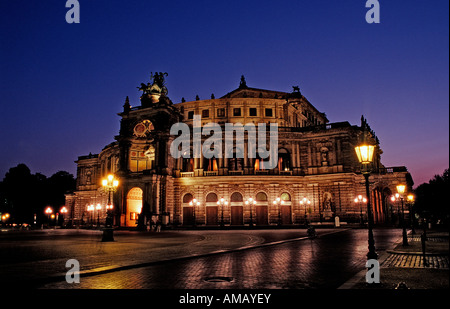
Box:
65;75;413;228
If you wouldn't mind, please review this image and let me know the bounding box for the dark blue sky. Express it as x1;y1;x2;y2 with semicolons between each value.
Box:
0;0;448;187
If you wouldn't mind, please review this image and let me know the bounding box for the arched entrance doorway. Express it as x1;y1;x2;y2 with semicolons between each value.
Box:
230;192;243;225
280;192;292;225
126;187;143;227
182;193;194;226
205;192;219;225
255;192;268;225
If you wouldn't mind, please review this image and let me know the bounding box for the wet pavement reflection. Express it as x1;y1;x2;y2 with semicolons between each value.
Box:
39;228;400;289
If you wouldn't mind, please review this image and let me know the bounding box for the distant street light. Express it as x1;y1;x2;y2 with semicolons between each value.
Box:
354;195;367;226
95;203;101;226
189;198;200;227
245;198;256;227
407;194;416;234
273;197;284;226
217;198;228;228
60;206;68;227
45;207;53;227
396;184;408;246
87;205;94;225
300;197;311;225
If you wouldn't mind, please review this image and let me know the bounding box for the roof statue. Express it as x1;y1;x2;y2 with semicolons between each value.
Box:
137;72;169;96
239;75;247;88
138;72;169;105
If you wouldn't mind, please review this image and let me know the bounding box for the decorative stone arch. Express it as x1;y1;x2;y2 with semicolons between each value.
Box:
205;192;219;203
230;192;244;203
126;187;143;227
278;148;291;171
181;192;195;226
230;192;244;225
255;191;268;201
254;191;269;225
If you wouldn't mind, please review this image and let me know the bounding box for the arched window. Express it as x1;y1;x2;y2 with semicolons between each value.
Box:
230;192;243;202
278;148;291;171
183;193;193;204
256;192;267;201
281;192;291;201
206;193;218;202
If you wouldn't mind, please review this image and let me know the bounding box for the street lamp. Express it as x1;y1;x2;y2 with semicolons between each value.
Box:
217;198;228;228
96;203;102;227
102;174;119;228
60;206;68;227
300;197;311;226
45;207;53;227
189;198;200;227
355;143;378;260
245;198;256;227
396;184;408;246
273;197;284;226
407;194;416;234
354;195;367;226
87;204;94;225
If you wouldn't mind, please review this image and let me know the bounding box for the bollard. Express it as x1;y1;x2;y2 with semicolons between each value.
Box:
101;228;115;242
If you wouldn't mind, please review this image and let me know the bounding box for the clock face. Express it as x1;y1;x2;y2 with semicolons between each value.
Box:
134;123;146;135
133;120;154;137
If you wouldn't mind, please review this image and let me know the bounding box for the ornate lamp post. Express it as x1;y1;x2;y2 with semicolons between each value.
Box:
392;193;402;226
189;198;200;227
396;184;408;246
60;206;68;227
95;203;102;227
102;174;119;228
87;205;94;225
300;197;311;225
407;194;416;234
355;143;378;260
45;207;53;227
101;174;119;241
273;197;284;226
217;198;228;228
245;198;256;227
354;195;367;226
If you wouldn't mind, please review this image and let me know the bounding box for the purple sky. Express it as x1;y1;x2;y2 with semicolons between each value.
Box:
0;0;448;187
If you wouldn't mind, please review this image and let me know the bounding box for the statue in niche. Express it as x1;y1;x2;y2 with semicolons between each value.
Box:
85;170;92;184
323;192;333;210
320;147;329;166
322;192;334;220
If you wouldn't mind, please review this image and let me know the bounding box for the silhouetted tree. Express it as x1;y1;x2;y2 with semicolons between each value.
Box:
414;168;449;226
0;164;76;225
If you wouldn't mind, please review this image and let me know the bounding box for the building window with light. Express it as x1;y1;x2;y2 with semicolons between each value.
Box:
217;108;225;117
129;146;155;172
233;108;241;117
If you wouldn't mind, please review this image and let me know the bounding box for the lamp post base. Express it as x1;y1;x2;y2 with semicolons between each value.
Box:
101;228;115;242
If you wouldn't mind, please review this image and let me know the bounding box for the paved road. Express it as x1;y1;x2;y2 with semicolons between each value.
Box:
0;227;401;289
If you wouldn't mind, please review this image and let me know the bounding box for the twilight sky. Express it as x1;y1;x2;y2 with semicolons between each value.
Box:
0;0;448;187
